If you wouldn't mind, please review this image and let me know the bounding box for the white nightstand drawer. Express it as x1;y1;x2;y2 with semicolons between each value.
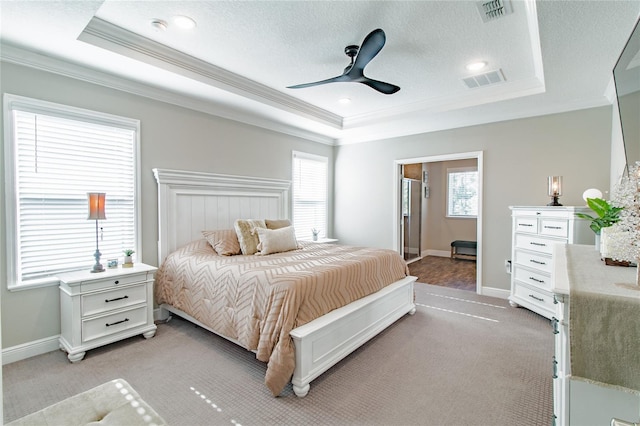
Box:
515;234;556;255
82;306;148;343
514;250;553;273
80;273;147;293
513;282;555;312
82;284;147;317
540;219;569;238
514;266;552;290
515;217;538;234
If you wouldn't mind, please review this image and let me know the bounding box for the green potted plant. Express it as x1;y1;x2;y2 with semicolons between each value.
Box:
123;249;135;267
575;198;623;234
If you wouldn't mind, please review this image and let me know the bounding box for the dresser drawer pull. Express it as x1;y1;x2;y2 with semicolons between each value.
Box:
530;259;547;265
519;223;534;227
105;295;129;303
114;280;120;285
529;242;546;247
529;294;544;302
544;225;563;230
551;317;559;334
529;277;545;284
105;318;129;327
552;355;558;379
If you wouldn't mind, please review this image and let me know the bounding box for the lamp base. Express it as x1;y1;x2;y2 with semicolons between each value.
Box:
91;248;105;273
547;196;562;206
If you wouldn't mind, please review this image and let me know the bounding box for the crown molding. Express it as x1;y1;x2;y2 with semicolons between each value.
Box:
0;43;337;145
78;17;343;130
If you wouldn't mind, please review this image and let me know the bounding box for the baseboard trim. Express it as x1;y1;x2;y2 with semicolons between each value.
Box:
479;287;510;300
421;249;450;258
2;335;60;365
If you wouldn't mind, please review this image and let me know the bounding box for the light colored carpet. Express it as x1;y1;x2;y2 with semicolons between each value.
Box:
3;283;553;425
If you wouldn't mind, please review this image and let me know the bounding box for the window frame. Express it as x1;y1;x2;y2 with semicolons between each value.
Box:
291;150;328;241
446;166;479;219
3;93;141;291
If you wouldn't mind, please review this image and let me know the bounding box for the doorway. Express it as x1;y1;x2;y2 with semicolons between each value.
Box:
393;151;483;293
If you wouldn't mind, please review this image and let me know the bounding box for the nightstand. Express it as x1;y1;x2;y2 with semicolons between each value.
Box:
58;263;157;362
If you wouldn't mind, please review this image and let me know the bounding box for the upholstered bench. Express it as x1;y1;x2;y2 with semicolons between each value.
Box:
6;378;167;426
450;240;477;259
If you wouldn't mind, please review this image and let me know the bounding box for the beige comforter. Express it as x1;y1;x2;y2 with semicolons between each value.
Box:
155;239;409;396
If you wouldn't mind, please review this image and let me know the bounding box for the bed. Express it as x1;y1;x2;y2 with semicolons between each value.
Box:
153;168;417;397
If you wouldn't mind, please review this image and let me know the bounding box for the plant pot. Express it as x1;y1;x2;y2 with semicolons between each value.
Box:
123;255;133;267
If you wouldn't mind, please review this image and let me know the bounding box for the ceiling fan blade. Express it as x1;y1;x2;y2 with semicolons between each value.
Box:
287;74;349;89
359;78;401;95
350;28;386;73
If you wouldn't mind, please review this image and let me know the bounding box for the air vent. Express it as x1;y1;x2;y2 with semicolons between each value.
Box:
476;0;513;22
463;69;506;89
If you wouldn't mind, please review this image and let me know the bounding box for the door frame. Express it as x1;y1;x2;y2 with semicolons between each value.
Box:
393;151;483;293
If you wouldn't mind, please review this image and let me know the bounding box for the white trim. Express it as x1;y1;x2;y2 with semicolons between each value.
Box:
2;335;61;365
393;151;484;294
479;286;510;300
422;249;451;258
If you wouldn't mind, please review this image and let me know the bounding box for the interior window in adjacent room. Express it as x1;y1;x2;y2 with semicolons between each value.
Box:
4;94;140;289
447;167;478;218
292;151;328;240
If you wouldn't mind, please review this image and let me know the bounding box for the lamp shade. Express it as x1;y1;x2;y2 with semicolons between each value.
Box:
87;192;106;220
548;176;562;196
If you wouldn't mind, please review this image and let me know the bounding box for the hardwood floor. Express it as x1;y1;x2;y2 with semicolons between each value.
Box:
407;255;476;292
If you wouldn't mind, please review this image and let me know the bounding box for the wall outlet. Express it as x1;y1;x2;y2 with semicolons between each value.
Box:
505;260;512;274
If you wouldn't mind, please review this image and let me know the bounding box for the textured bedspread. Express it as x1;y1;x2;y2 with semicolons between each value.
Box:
155;239;409;396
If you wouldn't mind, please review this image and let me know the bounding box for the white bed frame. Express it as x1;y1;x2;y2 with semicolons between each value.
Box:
153;168;416;397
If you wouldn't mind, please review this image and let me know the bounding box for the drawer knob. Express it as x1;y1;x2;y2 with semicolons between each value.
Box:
106;318;129;327
105;295;129;303
528;293;544;302
114;280;120;285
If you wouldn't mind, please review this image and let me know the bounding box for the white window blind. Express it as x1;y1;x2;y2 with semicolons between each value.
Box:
5;94;139;288
292;151;328;240
447;167;478;218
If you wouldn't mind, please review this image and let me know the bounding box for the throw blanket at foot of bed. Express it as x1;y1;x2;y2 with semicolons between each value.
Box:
156;240;410;396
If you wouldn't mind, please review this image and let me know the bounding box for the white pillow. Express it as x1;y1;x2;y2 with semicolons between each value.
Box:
255;226;299;255
234;219;266;255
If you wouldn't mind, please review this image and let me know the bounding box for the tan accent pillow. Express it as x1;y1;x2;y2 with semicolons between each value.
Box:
255;226;299;255
234;219;266;255
265;219;291;230
201;229;241;256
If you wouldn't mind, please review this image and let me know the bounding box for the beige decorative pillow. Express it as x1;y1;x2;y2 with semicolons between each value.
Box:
265;219;291;230
234;219;266;255
201;229;241;256
255;226;299;255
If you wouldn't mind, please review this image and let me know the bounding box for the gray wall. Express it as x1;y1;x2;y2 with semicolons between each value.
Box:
0;62;334;348
334;108;612;293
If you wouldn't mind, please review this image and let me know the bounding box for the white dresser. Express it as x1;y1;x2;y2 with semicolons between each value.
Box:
509;206;593;319
552;244;640;426
58;263;157;362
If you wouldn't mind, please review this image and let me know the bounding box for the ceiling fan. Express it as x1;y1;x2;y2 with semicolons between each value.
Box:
287;28;400;95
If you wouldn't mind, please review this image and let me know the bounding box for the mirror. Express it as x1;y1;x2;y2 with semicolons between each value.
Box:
614;18;640;173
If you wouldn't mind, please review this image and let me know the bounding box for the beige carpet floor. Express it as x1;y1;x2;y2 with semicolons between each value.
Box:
3;283;553;425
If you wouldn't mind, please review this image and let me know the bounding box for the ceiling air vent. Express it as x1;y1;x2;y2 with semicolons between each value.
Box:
476;0;513;22
463;69;506;89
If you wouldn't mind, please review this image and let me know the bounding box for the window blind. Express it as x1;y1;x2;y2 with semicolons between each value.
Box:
6;96;138;286
292;151;328;240
447;168;479;217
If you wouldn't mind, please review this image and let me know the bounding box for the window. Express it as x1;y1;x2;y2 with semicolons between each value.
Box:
4;94;139;289
292;151;328;240
447;167;478;218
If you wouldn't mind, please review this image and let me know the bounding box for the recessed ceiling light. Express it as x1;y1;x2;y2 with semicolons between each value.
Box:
150;19;168;32
339;97;351;105
173;15;197;30
466;61;487;71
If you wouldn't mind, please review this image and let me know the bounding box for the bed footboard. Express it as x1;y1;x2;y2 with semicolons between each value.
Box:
289;276;417;397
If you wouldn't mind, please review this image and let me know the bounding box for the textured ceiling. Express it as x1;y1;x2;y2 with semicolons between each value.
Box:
1;1;639;144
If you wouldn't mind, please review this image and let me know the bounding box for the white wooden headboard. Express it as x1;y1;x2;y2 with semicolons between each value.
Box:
153;168;290;264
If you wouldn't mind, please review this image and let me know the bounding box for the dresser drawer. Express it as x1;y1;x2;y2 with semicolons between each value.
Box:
82;306;148;343
513;282;555;313
515;234;557;255
514;266;552;290
81;284;147;317
540;219;569;238
80;273;148;293
514;250;553;273
515;217;538;234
